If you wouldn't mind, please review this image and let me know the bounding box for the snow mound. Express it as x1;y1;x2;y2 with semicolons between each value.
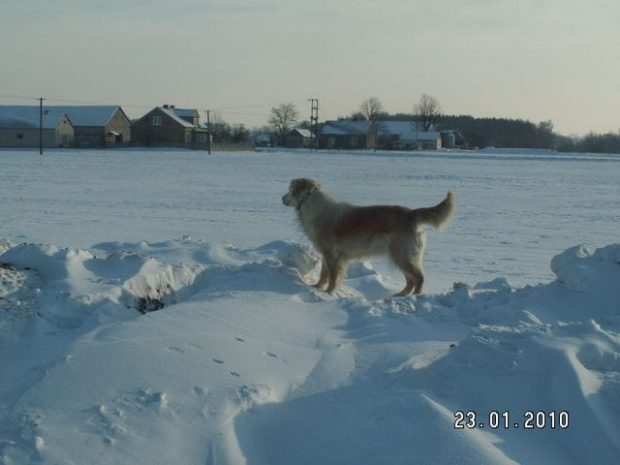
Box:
1;240;619;464
263;240;319;276
551;244;620;293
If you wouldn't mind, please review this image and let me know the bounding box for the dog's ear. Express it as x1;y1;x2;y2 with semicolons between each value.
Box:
290;178;318;198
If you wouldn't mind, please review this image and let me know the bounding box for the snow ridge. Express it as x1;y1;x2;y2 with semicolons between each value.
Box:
1;239;619;464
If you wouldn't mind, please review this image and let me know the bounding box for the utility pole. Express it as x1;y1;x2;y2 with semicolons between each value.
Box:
308;98;319;150
206;110;212;154
39;97;44;155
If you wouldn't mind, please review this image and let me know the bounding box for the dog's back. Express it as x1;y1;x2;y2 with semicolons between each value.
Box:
332;191;454;241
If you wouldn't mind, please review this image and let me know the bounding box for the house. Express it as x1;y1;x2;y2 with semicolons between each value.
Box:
53;106;131;147
376;121;442;151
285;128;314;148
319;120;376;150
131;105;208;149
254;133;273;147
0;106;74;148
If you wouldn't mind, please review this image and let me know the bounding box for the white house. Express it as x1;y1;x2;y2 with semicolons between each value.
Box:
376;121;442;150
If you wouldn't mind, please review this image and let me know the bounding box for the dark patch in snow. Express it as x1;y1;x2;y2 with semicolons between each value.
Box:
135;296;165;314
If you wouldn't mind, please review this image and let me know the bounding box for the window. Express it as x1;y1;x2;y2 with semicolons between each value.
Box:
152;115;162;126
350;137;359;148
327;137;335;148
16;133;24;140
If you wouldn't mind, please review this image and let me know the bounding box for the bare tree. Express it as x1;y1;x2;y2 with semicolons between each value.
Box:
269;103;299;146
360;97;384;121
414;94;442;131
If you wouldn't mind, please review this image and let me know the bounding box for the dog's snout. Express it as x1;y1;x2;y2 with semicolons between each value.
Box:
282;193;291;206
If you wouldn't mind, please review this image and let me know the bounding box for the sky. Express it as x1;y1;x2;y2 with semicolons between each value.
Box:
1;0;619;136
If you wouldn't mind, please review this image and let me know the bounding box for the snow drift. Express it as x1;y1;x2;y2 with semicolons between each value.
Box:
1;238;619;464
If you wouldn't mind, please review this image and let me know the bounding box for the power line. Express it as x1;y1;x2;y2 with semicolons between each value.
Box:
0;94;38;101
0;93;316;126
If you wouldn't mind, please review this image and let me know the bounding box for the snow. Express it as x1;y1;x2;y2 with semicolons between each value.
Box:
0;148;619;464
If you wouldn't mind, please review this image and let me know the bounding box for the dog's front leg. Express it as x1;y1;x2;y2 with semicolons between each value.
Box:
325;256;346;294
313;259;329;290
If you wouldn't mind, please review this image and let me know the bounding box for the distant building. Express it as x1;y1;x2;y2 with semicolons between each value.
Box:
254;133;272;147
319;120;376;150
285;128;314;148
131;105;209;149
0;105;131;149
376;121;442;151
53;106;131;148
0;106;74;148
319;120;442;151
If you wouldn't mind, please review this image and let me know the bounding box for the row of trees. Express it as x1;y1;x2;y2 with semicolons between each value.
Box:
339;96;557;149
203;113;251;143
343;96;620;153
556;132;620;154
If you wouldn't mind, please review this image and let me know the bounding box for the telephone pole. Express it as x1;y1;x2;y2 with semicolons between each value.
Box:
39;97;44;155
206;110;212;154
308;98;319;150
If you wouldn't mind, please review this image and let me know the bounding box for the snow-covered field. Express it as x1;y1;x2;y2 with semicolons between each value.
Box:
0;148;619;464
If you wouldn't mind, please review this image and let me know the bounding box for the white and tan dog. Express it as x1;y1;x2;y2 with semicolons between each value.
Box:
282;178;454;296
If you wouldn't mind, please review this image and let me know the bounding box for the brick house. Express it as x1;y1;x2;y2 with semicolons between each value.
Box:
131;105;208;149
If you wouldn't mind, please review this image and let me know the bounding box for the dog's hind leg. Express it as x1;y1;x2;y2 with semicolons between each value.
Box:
394;262;425;296
411;265;425;295
395;276;416;297
390;234;425;296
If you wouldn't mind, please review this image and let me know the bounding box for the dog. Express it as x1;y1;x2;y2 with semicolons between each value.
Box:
282;178;454;296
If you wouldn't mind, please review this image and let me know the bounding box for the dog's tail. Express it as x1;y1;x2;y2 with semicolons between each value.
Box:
413;191;455;231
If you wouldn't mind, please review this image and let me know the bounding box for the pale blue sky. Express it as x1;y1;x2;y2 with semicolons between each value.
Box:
1;0;618;135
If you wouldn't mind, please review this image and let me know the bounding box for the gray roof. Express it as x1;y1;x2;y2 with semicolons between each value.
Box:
321;120;373;136
377;121;440;141
289;128;313;138
0;106;71;130
158;107;197;128
52;106;123;127
171;108;198;119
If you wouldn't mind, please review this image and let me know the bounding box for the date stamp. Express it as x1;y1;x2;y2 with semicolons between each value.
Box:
454;410;570;430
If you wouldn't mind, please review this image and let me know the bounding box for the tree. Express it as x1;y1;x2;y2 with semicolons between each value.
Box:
231;124;250;143
209;112;231;143
269;103;299;146
537;120;555;149
414;94;442;131
360;97;384;121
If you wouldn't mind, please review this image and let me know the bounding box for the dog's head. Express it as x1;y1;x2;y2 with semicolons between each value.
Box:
282;178;320;209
